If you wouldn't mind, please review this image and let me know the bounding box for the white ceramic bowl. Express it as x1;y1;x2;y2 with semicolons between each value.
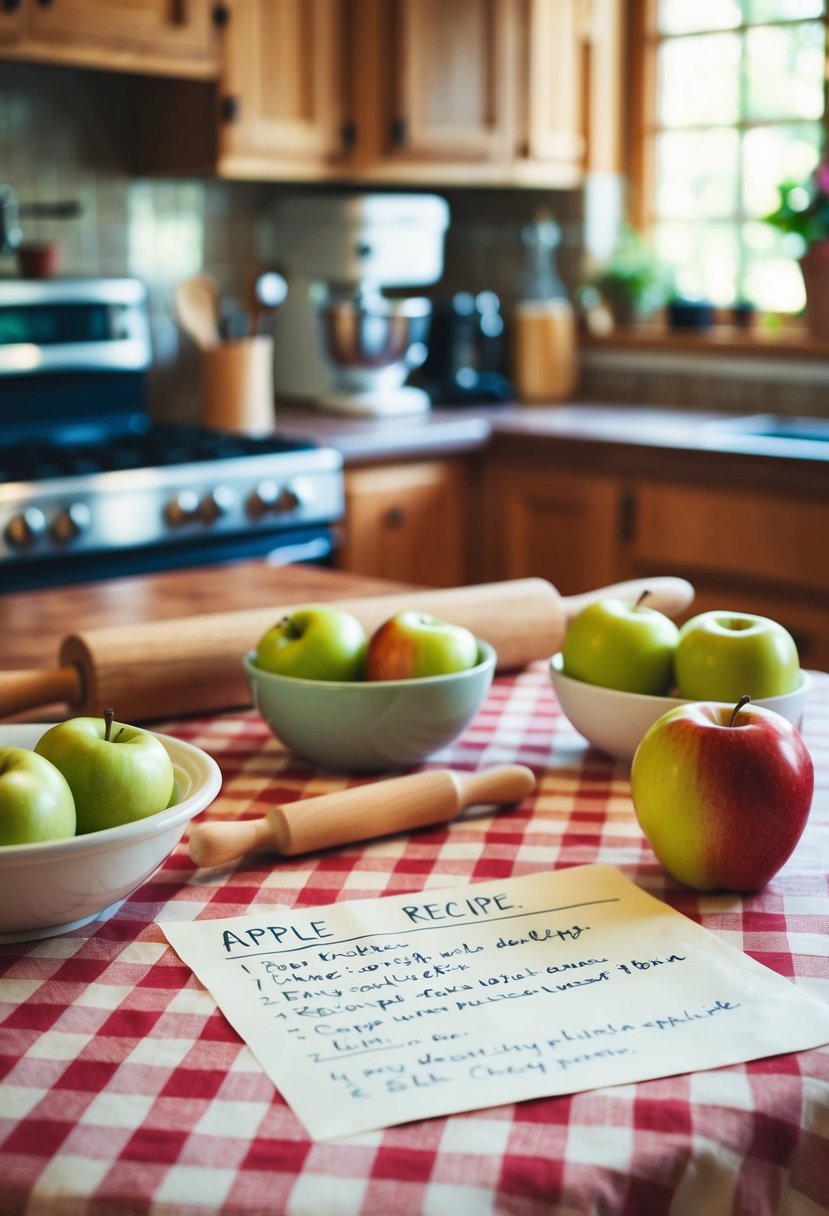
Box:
0;724;222;942
550;654;811;763
244;641;496;772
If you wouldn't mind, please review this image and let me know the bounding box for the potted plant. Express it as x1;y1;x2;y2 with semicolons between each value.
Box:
763;161;829;340
586;227;667;327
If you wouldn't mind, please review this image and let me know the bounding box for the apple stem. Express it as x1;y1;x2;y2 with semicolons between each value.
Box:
104;707;114;742
634;591;650;610
729;695;752;727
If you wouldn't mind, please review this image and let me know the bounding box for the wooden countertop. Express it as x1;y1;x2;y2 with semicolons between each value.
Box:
0;561;411;676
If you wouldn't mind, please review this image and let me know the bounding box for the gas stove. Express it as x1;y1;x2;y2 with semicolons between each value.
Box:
0;278;344;591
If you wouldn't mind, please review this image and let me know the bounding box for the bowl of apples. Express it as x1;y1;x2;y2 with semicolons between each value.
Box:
549;598;810;763
0;714;222;941
244;605;497;771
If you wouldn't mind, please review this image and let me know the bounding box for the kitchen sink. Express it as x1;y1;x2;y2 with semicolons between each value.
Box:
702;413;829;457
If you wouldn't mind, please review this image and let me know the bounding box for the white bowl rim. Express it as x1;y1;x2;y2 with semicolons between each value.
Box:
244;638;497;689
0;724;222;863
549;652;812;706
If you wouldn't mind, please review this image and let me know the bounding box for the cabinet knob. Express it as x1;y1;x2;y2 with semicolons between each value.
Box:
211;2;231;26
220;95;241;123
384;506;406;529
2;0;22;12
35;0;54;6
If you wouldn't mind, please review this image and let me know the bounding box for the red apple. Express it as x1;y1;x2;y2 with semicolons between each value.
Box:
365;611;479;681
630;696;814;893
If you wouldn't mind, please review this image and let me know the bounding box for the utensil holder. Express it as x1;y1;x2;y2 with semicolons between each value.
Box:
201;336;275;435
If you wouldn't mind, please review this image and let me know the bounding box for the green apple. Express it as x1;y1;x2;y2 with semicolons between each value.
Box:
364;611;479;680
0;747;76;845
34;711;175;835
560;594;679;695
675;610;800;701
254;605;367;681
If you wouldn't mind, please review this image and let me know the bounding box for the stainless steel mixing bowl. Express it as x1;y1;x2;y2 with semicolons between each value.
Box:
315;296;432;370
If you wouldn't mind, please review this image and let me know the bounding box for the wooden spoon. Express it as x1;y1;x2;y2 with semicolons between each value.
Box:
174;274;221;349
188;764;536;867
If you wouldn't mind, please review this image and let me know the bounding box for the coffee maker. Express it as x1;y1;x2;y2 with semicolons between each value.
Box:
267;193;450;416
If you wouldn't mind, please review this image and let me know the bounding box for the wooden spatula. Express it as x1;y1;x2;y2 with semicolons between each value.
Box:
187;764;536;867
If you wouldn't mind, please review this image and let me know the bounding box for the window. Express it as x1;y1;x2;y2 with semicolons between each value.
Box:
631;0;828;314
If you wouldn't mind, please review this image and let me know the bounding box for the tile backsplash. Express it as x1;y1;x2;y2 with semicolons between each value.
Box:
1;61;826;424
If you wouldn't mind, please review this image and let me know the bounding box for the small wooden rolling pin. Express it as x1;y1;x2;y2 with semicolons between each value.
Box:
0;576;695;722
188;764;536;867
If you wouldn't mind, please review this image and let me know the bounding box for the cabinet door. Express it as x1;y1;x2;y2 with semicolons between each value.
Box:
218;0;348;177
363;0;516;170
476;462;623;595
337;461;468;588
25;0;219;76
625;480;829;670
514;0;622;184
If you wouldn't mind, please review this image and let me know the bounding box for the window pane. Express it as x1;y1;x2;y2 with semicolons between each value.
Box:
654;220;739;303
658;34;742;126
742;123;822;216
744;0;823;20
657;0;741;33
655;130;739;218
743;237;807;311
745;23;826;120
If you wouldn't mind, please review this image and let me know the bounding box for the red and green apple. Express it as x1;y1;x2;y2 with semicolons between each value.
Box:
365;611;479;681
631;696;814;892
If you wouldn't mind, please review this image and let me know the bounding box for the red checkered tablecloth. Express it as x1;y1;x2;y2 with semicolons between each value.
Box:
1;664;828;1216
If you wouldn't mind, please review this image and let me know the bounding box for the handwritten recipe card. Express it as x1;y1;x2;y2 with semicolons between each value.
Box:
162;864;829;1140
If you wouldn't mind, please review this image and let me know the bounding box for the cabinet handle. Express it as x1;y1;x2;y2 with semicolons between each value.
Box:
384;506;406;529
2;0;22;11
220;95;241;123
618;492;636;544
390;116;407;147
35;0;54;6
341;119;357;150
211;2;231;27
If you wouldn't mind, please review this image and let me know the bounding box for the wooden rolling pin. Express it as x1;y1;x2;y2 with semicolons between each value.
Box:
188;764;536;866
0;576;694;722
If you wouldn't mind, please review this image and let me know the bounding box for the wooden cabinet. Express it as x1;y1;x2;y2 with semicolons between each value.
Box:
336;460;469;588
473;450;829;670
136;0;623;185
217;0;349;179
474;459;624;594
624;480;829;670
351;0;518;181
0;0;219;78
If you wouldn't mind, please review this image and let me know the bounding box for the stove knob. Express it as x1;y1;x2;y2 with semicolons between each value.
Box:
199;485;235;523
50;502;92;545
275;477;314;513
164;490;201;527
5;506;47;549
246;480;279;519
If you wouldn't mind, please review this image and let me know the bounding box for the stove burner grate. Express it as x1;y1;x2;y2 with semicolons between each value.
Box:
0;425;317;484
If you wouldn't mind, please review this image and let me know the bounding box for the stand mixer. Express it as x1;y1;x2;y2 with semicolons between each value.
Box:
267;193;450;416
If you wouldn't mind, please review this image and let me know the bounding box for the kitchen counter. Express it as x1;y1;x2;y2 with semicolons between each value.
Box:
274;401;829;494
0;562;414;699
0;560;827;1215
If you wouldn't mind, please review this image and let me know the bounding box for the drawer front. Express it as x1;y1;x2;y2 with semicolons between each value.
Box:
631;482;829;595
